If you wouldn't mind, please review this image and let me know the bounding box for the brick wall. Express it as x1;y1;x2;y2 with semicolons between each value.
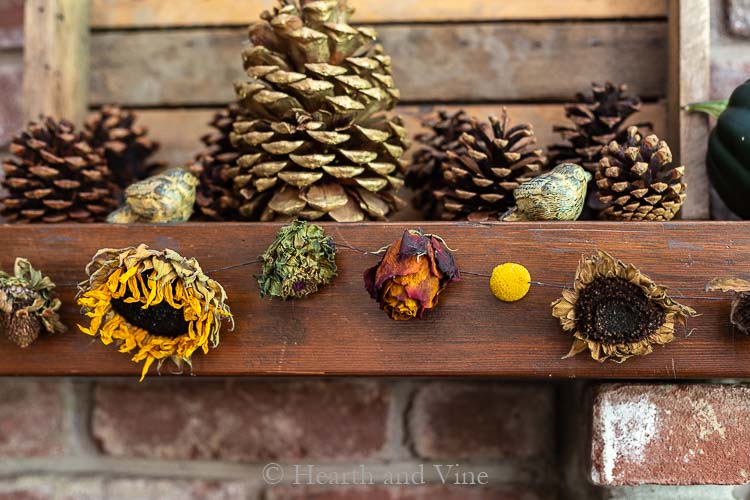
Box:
2;3;750;500
0;380;557;500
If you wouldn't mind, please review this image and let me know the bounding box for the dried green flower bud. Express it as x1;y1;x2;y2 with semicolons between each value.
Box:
0;258;66;348
258;220;337;299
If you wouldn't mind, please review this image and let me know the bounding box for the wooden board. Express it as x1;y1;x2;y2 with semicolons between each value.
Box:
89;22;667;106
23;0;90;126
90;0;668;28
0;221;747;379
667;0;711;219
135;103;668;168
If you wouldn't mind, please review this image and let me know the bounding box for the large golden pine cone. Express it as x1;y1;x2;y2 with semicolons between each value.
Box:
228;0;409;222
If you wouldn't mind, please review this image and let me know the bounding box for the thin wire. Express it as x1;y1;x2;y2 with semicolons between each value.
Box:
336;242;390;256
50;244;734;303
204;259;261;274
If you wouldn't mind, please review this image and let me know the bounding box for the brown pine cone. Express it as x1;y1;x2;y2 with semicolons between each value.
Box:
1;117;119;223
83;105;162;188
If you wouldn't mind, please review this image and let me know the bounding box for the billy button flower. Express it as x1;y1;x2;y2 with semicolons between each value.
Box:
552;250;697;362
364;229;460;320
76;244;233;381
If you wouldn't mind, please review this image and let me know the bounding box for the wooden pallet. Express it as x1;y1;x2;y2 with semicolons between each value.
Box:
6;0;723;379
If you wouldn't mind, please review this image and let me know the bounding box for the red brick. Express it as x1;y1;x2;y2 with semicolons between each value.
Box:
0;381;65;457
266;485;545;500
0;0;22;49
591;384;750;485
93;379;390;461
0;477;102;500
408;382;555;461
104;478;248;500
0;53;23;147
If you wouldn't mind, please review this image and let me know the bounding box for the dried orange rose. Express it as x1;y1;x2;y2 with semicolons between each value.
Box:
364;229;459;320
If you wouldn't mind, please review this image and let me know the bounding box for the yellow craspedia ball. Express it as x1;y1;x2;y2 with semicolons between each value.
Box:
490;263;531;302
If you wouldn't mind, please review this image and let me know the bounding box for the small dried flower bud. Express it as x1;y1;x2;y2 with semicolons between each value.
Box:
0;258;66;348
706;278;750;334
258;220;337;300
364;229;460;320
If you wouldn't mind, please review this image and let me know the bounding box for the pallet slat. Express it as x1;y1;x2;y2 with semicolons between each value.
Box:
89;22;667;106
90;0;668;28
135;103;668;168
0;221;746;379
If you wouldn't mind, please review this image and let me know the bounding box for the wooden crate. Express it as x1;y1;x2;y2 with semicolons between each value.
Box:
5;0;728;379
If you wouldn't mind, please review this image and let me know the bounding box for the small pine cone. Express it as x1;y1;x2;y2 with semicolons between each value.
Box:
549;82;651;172
83;105;162;188
595;126;686;221
406;110;474;219
6;312;41;348
437;109;548;221
189;105;245;221
1;117;119;223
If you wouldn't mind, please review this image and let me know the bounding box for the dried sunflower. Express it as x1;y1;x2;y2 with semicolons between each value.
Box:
706;278;750;334
76;245;233;381
552;250;696;362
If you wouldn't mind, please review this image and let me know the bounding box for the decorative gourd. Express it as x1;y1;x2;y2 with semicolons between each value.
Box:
692;79;750;218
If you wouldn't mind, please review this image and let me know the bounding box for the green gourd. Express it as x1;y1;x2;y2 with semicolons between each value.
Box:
689;79;750;218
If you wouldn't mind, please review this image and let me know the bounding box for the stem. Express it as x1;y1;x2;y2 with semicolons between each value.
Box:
684;99;729;119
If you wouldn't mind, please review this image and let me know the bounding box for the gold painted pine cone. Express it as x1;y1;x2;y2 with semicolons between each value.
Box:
552;250;697;362
227;0;409;222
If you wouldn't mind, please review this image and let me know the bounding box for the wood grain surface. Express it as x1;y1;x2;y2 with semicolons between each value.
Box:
668;0;711;220
0;221;746;379
90;0;668;28
89;22;667;106
136;103;668;167
23;0;90;126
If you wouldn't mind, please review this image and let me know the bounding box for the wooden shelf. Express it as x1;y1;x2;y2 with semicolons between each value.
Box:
1;221;748;379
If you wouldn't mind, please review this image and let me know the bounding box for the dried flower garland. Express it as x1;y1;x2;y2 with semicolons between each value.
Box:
0;258;66;347
258;220;337;300
706;278;750;334
77;244;233;380
552;250;696;362
364;229;460;320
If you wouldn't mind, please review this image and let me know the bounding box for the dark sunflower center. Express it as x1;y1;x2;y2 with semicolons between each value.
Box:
111;297;189;339
574;277;666;344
